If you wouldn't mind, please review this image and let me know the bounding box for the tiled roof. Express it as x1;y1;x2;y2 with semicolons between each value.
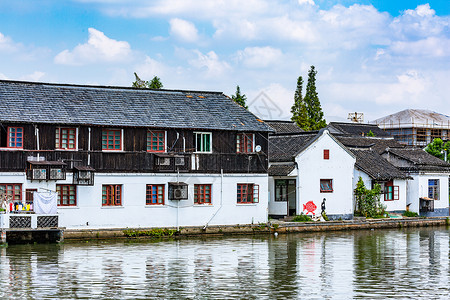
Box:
0;80;272;132
328;122;390;137
371;109;450;129
268;164;296;176
336;136;404;154
384;148;450;171
269;132;318;162
264;120;304;135
351;149;410;180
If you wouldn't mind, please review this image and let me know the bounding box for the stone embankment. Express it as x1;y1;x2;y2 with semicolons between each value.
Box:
63;216;450;240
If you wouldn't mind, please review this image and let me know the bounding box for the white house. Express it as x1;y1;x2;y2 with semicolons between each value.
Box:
268;129;356;220
0;80;272;230
382;148;450;217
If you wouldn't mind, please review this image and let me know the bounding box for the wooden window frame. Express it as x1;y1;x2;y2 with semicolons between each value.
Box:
25;188;37;204
147;130;166;152
384;181;399;201
194;184;212;204
323;149;330;160
0;183;22;201
102;129;122;151
275;180;288;202
194;132;212;153
320;179;333;193
146;184;165;205
56;184;77;206
237;183;259;204
102;184;122;206
7;127;23;149
428;179;439;200
237;133;254;153
55;128;77;150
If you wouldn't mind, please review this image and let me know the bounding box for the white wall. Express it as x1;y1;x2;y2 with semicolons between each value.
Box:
295;132;356;218
383;179;407;212
0;172;269;229
268;176;291;216
406;173;449;213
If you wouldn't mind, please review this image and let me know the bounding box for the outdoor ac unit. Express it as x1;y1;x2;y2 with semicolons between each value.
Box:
157;157;171;166
33;169;47;180
78;171;91;179
168;182;188;200
173;187;184;199
175;156;185;166
50;168;65;180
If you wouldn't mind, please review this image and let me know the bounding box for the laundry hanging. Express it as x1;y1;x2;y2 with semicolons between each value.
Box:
33;192;57;214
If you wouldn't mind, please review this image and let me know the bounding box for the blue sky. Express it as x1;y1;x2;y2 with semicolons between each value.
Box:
0;0;449;122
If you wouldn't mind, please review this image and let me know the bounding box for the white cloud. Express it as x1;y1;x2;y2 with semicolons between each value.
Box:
20;71;45;82
390;37;450;57
188;50;230;77
169;18;199;42
133;56;168;79
54;28;132;65
298;0;314;5
0;32;21;53
236;47;282;68
0;73;8;80
375;70;428;105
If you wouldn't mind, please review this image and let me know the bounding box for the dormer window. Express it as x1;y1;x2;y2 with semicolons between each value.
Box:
55;128;77;150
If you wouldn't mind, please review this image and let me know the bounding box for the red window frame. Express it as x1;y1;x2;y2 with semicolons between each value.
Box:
146;184;165;205
320;179;333;193
324;149;329;160
0;184;22;201
7;127;23;148
56;184;77;206
237;183;259;203
147;131;165;152
194;184;212;204
237;133;254;153
55;128;77;150
102;185;122;206
25;189;37;204
102;129;122;150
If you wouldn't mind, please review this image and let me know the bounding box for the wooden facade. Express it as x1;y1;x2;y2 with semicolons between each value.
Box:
0;123;269;174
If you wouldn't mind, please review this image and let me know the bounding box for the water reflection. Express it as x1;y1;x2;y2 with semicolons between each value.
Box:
0;228;448;299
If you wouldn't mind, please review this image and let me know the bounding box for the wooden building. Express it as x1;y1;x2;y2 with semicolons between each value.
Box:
0;80;272;229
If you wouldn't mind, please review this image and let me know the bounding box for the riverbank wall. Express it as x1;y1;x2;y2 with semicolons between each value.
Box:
63;216;450;240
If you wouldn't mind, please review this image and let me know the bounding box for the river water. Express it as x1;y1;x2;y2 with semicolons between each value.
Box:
0;227;449;299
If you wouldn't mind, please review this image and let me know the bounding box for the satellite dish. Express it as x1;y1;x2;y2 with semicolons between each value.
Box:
255;145;262;152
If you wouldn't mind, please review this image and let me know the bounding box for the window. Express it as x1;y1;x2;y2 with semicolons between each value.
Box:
7;127;23;148
323;149;329;160
195;132;212;153
56;185;77;206
147;131;165;152
102;129;122;150
237;133;254;153
0;184;22;201
194;184;212;204
146;184;165;205
55;128;77;150
102;185;122;206
25;189;37;204
428;179;439;200
237;183;259;203
384;181;399;201
320;179;333;193
275;180;288;202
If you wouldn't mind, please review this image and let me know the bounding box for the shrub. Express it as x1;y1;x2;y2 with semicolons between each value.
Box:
354;177;386;218
402;211;419;217
292;214;312;222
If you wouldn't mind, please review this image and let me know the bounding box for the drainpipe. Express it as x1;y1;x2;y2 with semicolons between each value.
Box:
35;126;40;160
87;127;91;166
203;169;224;229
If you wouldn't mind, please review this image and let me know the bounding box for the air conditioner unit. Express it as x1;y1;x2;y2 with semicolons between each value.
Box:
78;171;91;179
33;169;47;180
168;182;188;200
50;168;65;180
173;187;184;199
157;157;171;166
175;156;185;166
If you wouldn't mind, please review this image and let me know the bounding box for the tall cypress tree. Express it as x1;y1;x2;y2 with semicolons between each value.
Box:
304;66;326;130
290;76;309;130
231;85;248;109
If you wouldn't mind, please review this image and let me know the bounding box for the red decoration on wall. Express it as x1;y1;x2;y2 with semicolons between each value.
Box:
303;201;317;215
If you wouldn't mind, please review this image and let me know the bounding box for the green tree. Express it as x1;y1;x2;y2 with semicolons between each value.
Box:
290;76;309;130
355;177;385;218
304;66;326;130
148;76;163;89
425;138;450;161
132;73;163;89
231;85;248;109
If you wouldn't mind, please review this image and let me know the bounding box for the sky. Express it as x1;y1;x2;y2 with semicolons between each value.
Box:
0;0;449;122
